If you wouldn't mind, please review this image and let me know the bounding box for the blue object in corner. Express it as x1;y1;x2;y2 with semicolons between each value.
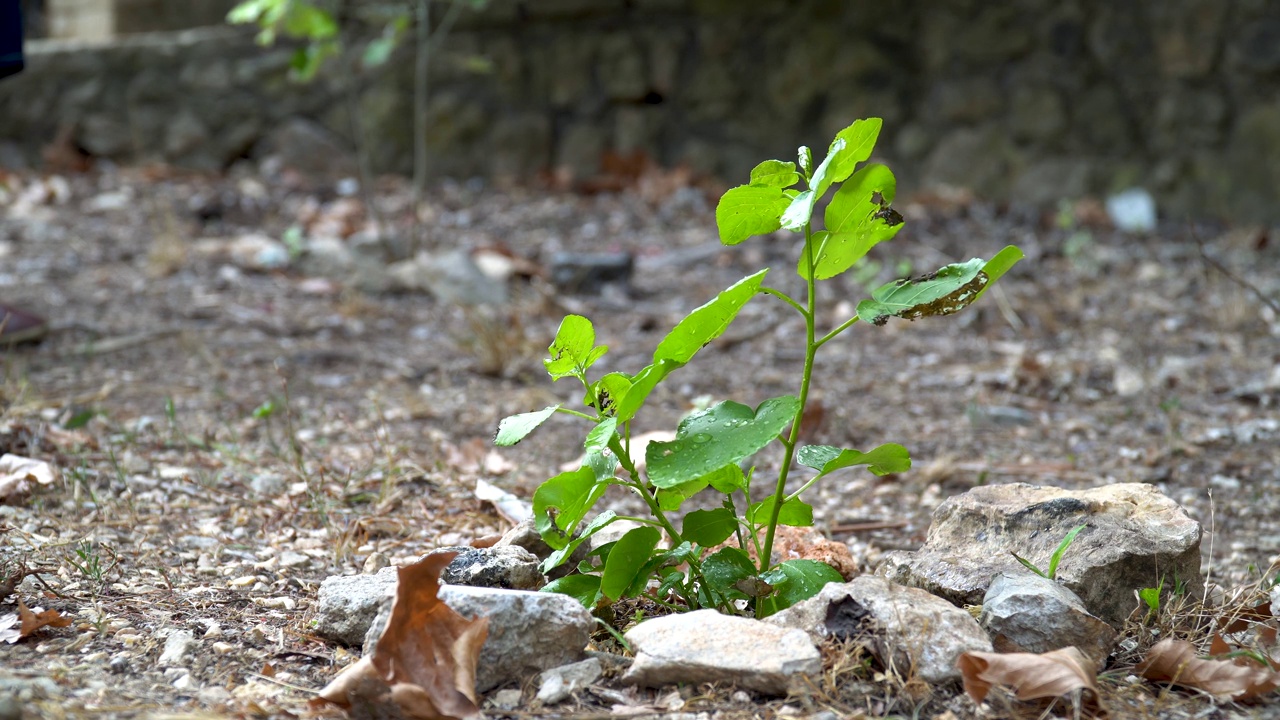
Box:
1;0;24;80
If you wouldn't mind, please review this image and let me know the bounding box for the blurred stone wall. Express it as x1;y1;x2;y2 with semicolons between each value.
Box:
1;0;1278;222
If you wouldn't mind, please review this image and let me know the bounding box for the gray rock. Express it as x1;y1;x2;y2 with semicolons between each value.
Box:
298;237;354;279
314;567;399;646
391;250;508;306
536;656;603;705
549;252;635;295
441;546;545;591
878;483;1203;627
622;609;820;695
158;630;197;667
255;117;356;178
979;573;1117;668
433;586;594;693
494;517;585;580
765;576;991;684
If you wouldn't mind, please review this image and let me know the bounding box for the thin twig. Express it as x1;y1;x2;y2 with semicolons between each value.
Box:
1196;233;1280;315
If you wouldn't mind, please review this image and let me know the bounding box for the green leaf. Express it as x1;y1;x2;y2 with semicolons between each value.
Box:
545;315;601;380
533;467;604;549
655;477;709;511
704;463;748;493
747;497;814;527
971;245;1024;303
715;186;790;246
654;269;768;365
541;510;619;573
494;405;560;446
613;360;677;423
797;146;813;178
584;448;617;481
702;546;758;601
591;372;632;416
779;138;844;231
802;163;903;280
584;417;618;455
757;560;844;617
795;443;911;478
1140;581;1163;614
749;160;800;189
682;508;737;547
825;118;883;183
1047;524;1087;580
601;527;662;600
227;0;274;24
363;37;397;68
1011;552;1049;579
282;3;337;39
856;258;990;326
541;574;602;609
626;543;688;598
646;396;800;488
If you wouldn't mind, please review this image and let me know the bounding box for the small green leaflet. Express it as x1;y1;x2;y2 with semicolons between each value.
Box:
747;497;813;527
545;315;606;380
494;405;560;446
796;443;911;478
802;163;902;280
584;417;618;455
716;186;790;246
971;245;1024;303
591;372;633;417
601;526;661;601
682;508;737;547
797;146;813;178
749;160;800;189
540;510;618;574
532;467;605;549
856;258;989;326
780;138;845;231
541;574;601;609
654;463;745;511
757;560;844;617
824;118;882;184
646;396;800;488
702;546;759;602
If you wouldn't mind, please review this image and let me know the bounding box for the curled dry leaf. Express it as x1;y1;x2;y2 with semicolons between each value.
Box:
6;600;73;643
0;453;55;504
957;646;1099;704
1137;638;1280;700
313;552;489;720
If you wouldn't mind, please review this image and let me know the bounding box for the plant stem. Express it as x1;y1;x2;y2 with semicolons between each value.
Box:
554;407;598;422
815;314;860;348
759;222;819;573
608;437;682;544
761;287;808;319
410;0;431;255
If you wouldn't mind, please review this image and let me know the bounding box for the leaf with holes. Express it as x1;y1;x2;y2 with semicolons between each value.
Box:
646;396;799;488
544;315;606;380
802;163;903;280
857;258;990;326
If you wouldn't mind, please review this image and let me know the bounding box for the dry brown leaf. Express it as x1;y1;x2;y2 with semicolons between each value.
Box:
957;646;1099;703
0;453;55;504
1220;600;1272;634
1137;638;1280;700
313;552;489;720
17;600;72;639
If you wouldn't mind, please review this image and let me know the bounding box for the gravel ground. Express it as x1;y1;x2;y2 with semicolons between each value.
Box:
1;164;1278;718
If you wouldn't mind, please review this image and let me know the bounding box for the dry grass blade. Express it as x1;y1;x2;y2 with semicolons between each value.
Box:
1137;638;1280;700
313;552;490;719
957;646;1099;703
